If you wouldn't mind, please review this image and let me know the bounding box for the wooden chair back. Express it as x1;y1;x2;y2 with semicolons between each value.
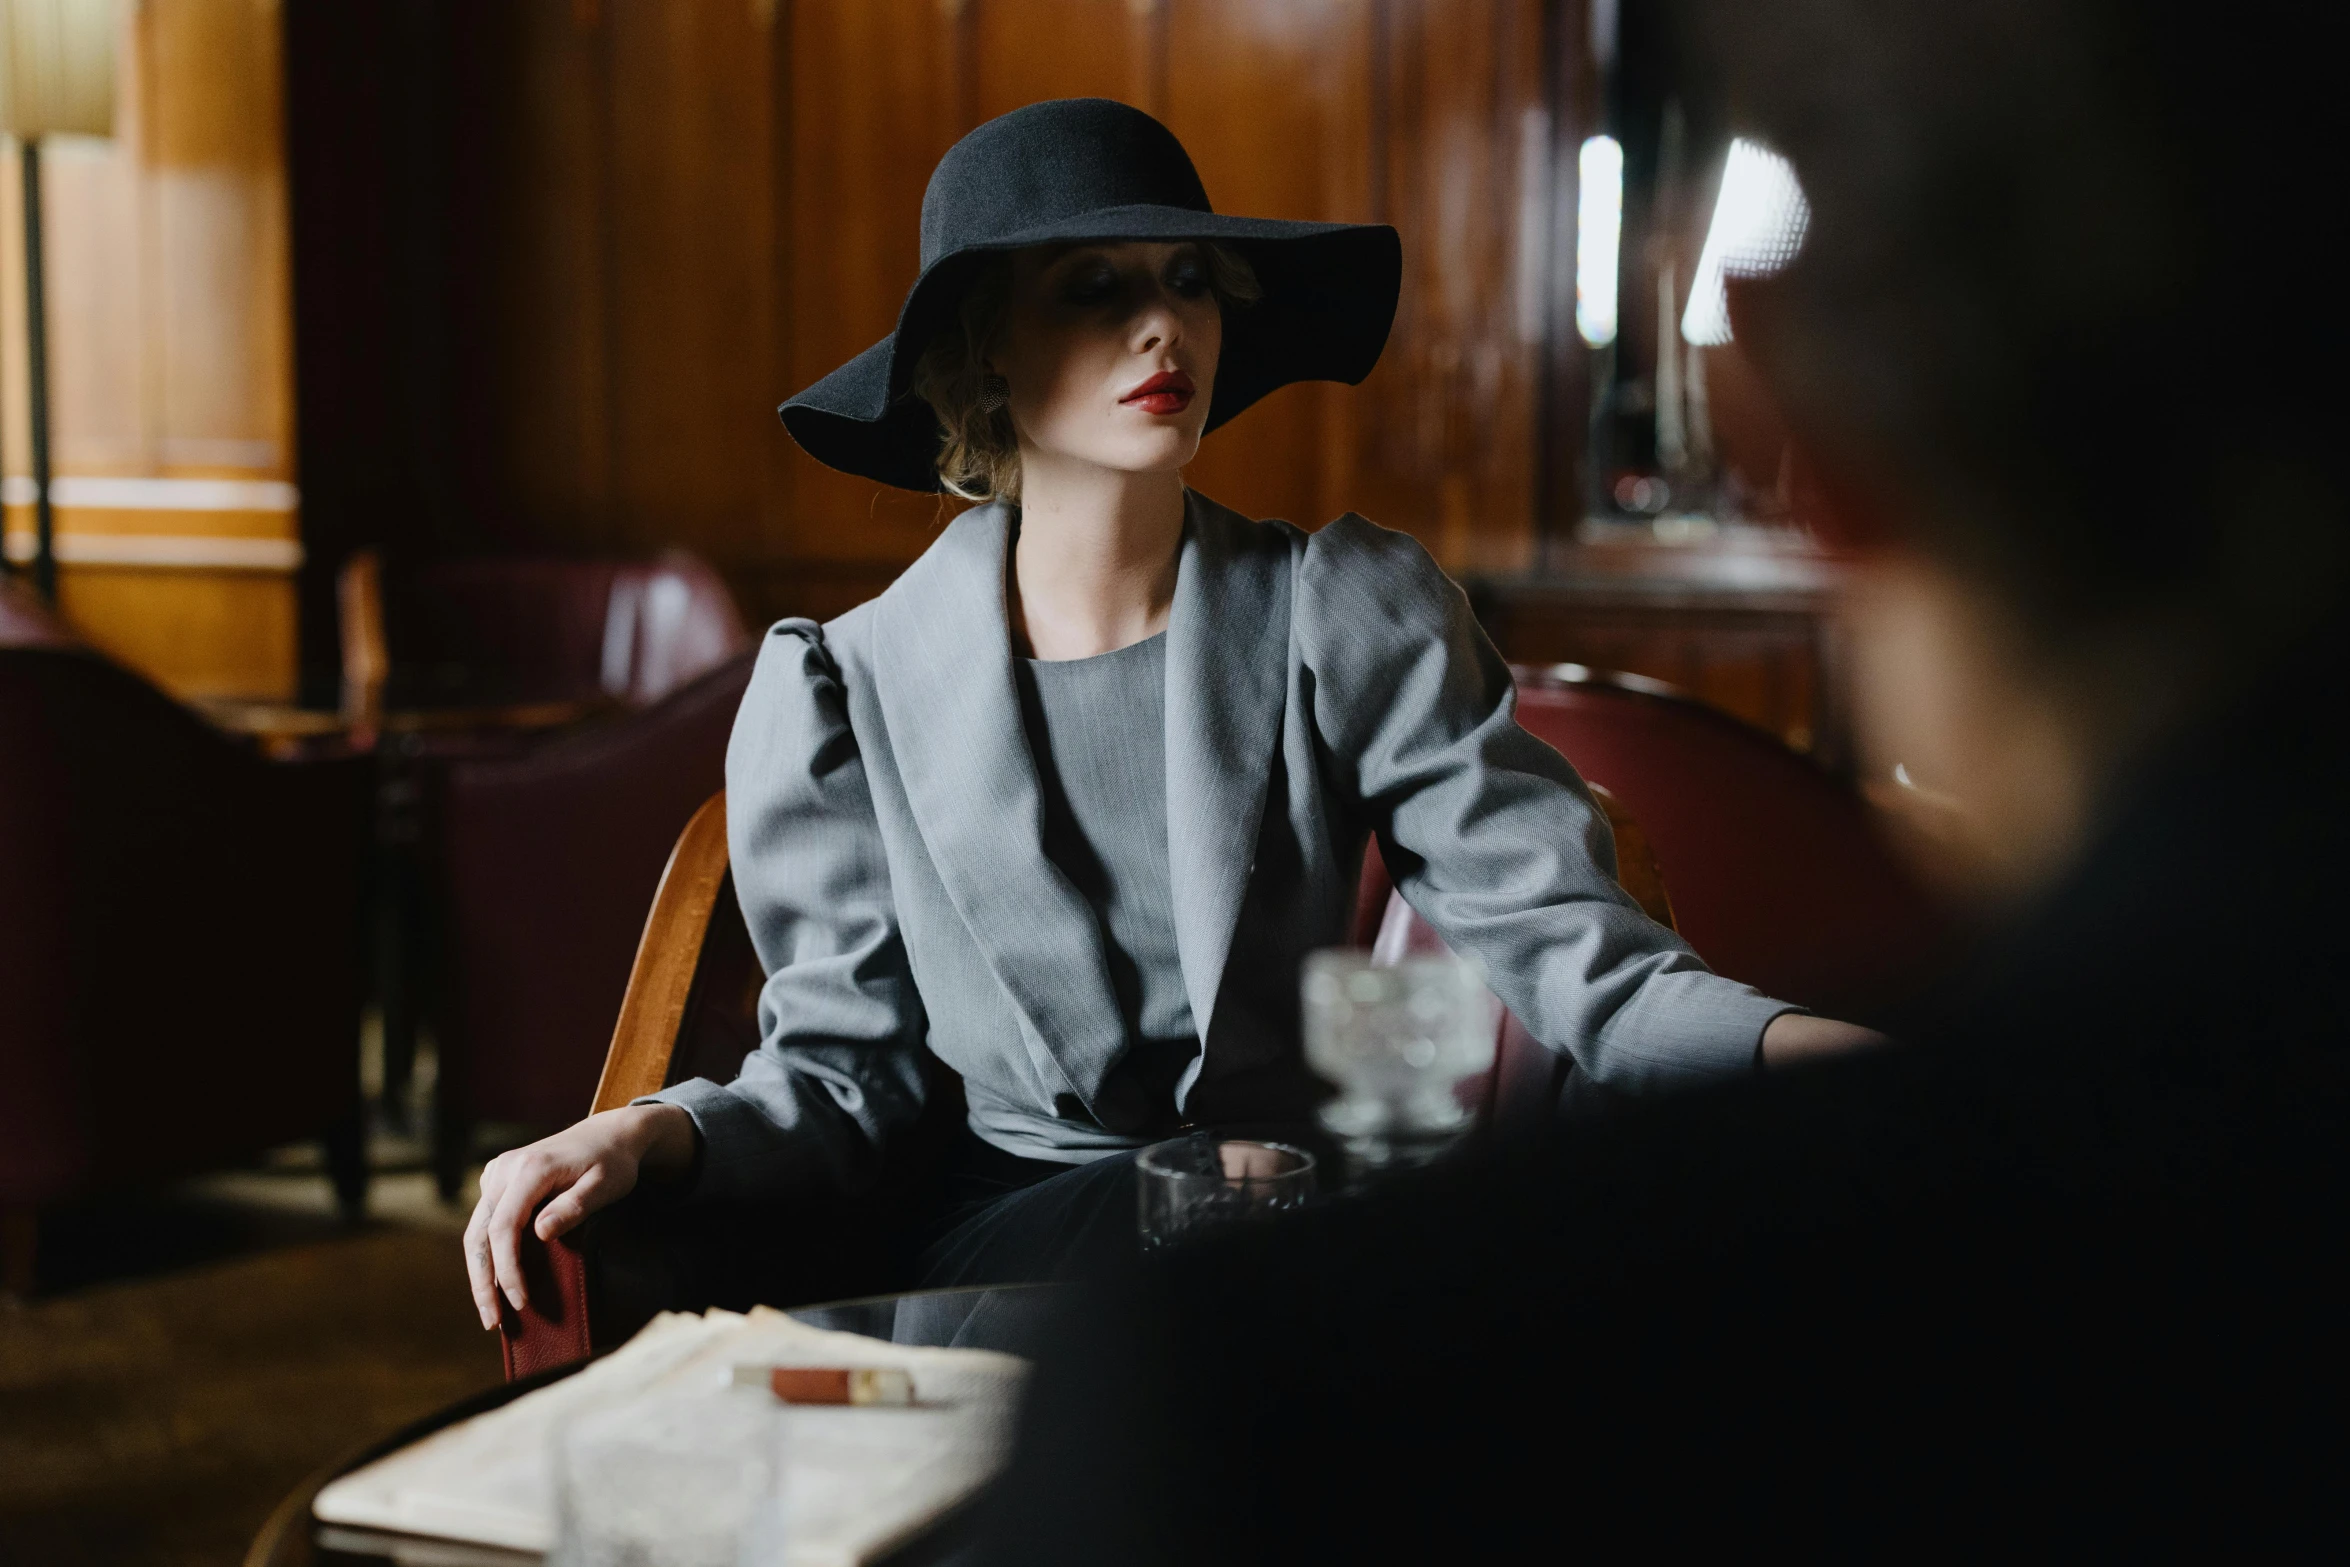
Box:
589;791;763;1112
1590;781;1676;930
336;548;388;727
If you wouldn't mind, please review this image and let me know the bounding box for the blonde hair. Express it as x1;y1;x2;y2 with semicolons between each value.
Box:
911;243;1263;503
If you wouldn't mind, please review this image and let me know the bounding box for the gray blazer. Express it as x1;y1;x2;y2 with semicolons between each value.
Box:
648;492;1789;1197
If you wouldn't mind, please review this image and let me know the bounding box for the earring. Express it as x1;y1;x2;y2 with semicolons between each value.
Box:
976;373;1010;413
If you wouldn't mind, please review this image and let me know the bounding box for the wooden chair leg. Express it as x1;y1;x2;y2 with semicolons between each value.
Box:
2;1205;36;1301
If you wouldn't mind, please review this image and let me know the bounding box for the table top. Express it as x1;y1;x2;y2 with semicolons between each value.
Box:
245;1284;1058;1567
195;693;614;750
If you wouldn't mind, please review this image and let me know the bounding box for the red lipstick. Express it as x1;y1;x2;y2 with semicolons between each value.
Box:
1119;369;1196;416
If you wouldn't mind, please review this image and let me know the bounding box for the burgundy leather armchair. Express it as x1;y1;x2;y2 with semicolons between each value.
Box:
376;550;750;710
1361;664;1946;1131
0;582;372;1294
1505;666;1943;1017
421;649;760;1194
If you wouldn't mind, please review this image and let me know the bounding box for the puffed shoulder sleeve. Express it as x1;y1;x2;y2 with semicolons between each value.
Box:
636;618;928;1197
1296;515;1793;1090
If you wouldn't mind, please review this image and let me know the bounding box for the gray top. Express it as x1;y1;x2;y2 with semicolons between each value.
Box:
643;493;1795;1192
1015;633;1200;1138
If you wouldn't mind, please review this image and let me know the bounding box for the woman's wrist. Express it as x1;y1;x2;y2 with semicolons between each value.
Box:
1758;1012;1891;1070
628;1103;701;1180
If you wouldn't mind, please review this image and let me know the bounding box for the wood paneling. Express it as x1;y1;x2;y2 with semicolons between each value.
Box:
1365;0;1546;572
3;0;299;700
47;567;297;701
303;0;1561;634
446;0;614;547
1165;0;1373;532
775;0;968;572
602;0;776;560
973;0;1164;123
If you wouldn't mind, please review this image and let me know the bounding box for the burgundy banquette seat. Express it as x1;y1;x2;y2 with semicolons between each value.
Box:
424;649;760;1193
0;580;373;1293
1364;664;1945;1132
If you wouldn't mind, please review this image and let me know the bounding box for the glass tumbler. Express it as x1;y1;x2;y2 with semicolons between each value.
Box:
1136;1136;1317;1250
1302;949;1499;1175
549;1388;785;1567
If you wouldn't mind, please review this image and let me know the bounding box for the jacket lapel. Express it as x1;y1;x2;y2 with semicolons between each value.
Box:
1164;491;1294;1045
871;502;1126;1106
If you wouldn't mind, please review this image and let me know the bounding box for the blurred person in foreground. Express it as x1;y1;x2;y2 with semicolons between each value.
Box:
977;0;2350;1554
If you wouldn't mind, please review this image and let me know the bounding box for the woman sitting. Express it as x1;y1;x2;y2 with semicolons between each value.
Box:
463;98;1874;1327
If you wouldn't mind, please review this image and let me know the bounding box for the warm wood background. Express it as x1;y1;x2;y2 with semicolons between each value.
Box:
6;1;1836;749
3;0;300;699
292;0;1576;650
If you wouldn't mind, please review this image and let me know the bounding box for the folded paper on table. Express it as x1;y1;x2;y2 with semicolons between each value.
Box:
312;1307;1030;1567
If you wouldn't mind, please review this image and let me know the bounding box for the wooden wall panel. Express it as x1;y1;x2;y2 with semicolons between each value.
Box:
147;0;295;474
602;0;776;561
447;0;614;548
775;0;968;589
3;0;300;700
1165;0;1373;532
1360;0;1543;574
51;568;298;700
971;0;1164;122
308;0;1564;631
24;140;149;474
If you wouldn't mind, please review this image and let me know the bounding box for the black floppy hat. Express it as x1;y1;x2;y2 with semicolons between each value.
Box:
780;97;1403;492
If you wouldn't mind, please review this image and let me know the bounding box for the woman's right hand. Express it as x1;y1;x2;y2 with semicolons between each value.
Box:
462;1103;699;1331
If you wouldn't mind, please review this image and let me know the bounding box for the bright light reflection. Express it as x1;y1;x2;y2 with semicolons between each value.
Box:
1576;135;1624;348
1681;137;1810;348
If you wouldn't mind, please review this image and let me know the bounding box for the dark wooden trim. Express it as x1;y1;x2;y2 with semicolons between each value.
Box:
587;0;622;548
1533;0;1597;570
1367;0;1392;225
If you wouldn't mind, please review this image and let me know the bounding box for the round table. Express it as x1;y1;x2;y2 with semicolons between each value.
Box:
244;1284;1059;1567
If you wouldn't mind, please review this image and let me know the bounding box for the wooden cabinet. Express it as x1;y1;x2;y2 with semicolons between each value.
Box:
1469;527;1850;767
302;0;1563;633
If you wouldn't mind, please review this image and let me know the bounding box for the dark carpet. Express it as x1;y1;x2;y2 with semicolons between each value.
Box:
0;1176;503;1567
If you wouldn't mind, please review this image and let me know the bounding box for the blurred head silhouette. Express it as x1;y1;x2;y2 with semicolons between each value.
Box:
1689;0;2349;902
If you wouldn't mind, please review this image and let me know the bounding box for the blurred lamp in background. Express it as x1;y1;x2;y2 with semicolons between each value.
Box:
0;0;119;604
1680;137;1809;349
1576;134;1623;350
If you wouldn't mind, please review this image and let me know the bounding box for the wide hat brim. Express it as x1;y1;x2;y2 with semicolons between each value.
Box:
781;206;1402;493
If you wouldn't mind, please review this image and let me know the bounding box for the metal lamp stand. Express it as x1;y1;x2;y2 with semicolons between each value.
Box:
19;137;55;603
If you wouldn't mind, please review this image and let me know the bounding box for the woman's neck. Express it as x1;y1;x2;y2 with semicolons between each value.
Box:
1007;459;1185;660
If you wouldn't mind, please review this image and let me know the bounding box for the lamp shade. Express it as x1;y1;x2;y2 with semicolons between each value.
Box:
0;0;117;139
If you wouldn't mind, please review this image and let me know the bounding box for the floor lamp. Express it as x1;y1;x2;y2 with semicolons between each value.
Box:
0;0;120;605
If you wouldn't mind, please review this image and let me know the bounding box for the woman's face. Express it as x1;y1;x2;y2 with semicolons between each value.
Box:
988;241;1224;483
